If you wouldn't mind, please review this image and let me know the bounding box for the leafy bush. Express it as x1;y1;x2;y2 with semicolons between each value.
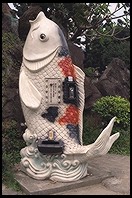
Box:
92;95;130;129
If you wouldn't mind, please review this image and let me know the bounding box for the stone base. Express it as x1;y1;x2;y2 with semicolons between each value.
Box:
15;165;113;195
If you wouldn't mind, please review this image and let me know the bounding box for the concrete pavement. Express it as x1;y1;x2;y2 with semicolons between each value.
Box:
2;154;130;195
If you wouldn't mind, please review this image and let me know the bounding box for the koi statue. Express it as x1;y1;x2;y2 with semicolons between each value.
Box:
19;11;120;182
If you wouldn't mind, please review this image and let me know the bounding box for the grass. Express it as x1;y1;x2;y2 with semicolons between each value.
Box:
2;150;23;192
2;169;22;191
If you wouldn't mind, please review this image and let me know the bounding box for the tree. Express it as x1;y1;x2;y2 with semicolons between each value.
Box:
12;3;130;72
84;26;130;71
13;3;130;43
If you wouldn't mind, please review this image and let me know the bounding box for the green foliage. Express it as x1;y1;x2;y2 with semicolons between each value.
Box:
2;119;25;188
2;152;22;191
12;3;130;72
2;32;20;53
102;38;130;69
84;67;96;77
83;113;102;145
2;32;23;86
3;120;22;153
84;34;130;71
2;120;24;163
92;96;130;130
2;31;24;191
13;3;130;41
109;128;130;155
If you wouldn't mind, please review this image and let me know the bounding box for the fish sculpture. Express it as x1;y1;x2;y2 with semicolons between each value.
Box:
19;11;120;182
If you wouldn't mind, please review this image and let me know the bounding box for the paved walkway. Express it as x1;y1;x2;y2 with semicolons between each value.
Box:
2;154;130;195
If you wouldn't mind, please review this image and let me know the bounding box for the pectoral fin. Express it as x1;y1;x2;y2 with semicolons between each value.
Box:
19;70;42;109
74;65;85;145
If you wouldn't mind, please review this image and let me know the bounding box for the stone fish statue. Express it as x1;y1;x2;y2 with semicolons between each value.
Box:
19;11;120;182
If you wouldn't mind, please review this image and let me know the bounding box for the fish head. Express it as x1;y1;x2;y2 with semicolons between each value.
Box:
23;11;68;62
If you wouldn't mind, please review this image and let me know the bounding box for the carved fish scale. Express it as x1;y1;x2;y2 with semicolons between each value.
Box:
21;48;84;153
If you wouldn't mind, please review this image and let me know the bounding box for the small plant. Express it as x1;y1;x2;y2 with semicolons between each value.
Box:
84;67;96;77
92;95;130;130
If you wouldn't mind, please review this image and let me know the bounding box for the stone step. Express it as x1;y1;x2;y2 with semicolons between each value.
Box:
15;165;112;195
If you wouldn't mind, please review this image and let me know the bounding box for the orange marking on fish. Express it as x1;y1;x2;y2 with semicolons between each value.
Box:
58;57;76;78
58;105;79;125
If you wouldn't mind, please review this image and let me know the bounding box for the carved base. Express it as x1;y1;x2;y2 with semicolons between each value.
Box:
20;116;120;182
20;152;88;182
20;129;88;182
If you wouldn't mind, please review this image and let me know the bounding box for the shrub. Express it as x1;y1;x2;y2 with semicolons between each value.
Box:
92;95;130;130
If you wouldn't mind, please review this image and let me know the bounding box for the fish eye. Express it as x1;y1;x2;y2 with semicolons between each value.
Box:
39;33;46;41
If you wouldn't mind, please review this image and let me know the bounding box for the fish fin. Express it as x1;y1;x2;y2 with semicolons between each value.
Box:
74;65;85;145
86;117;120;157
19;70;42;109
